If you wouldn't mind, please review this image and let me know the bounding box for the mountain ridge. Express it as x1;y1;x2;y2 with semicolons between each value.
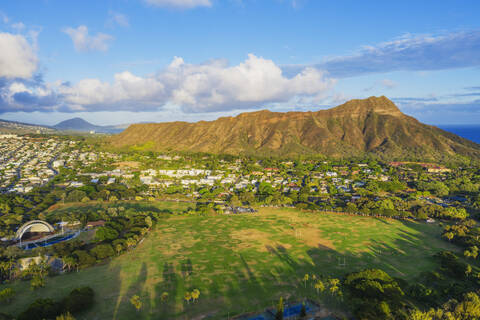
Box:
0;118;55;134
111;96;480;160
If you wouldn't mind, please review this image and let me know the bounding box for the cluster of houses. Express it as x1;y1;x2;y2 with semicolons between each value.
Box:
1;135;455;203
128;158;400;199
0;135;123;194
0;135;65;193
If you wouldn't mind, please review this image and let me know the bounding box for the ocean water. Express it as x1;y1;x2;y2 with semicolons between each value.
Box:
438;125;480;144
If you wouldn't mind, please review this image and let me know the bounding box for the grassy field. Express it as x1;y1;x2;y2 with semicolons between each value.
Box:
2;206;458;319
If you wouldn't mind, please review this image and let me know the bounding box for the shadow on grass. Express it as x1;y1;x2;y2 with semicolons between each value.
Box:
1;217;456;320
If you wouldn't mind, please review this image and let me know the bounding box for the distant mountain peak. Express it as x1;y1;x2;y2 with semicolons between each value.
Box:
54;118;96;130
54;117;125;134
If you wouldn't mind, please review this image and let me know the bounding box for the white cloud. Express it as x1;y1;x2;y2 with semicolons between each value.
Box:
57;54;335;113
0;32;37;78
144;0;212;9
62;25;113;52
107;11;129;28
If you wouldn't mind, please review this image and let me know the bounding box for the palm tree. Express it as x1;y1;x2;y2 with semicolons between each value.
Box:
130;295;142;312
73;260;79;272
329;278;340;287
303;273;309;288
328;278;340;296
62;256;76;273
161;292;169;303
126;238;136;250
444;232;454;242
275;297;284;320
300;302;307;319
314;280;325;295
184;291;192;305
191;289;200;303
116;243;123;256
56;312;76;320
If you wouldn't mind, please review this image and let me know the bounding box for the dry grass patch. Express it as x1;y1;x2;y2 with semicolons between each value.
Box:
295;228;336;250
231;229;294;253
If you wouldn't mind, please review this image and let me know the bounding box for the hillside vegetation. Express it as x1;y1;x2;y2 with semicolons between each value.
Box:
111;96;480;160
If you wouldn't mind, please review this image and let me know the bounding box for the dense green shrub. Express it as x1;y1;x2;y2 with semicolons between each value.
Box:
90;244;114;260
73;250;96;267
62;287;94;313
17;287;94;320
18;298;62;320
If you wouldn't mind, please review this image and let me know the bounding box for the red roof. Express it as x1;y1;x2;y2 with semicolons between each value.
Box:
86;220;105;227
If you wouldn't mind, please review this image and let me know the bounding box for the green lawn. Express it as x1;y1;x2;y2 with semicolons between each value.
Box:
2;207;458;319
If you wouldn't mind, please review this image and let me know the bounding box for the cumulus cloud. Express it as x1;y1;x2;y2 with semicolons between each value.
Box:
144;0;212;9
0;76;59;113
284;30;480;78
62;25;113;52
2;54;334;114
0;32;37;78
54;54;334;113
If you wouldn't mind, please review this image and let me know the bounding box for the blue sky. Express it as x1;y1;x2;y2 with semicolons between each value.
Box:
0;0;479;125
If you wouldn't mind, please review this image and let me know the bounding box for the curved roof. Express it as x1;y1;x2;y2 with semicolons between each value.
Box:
15;220;54;240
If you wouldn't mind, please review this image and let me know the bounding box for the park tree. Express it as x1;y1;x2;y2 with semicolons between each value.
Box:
275;297;284;320
73;250;96;267
300;302;307;319
346;202;358;213
191;289;200;303
94;227;119;242
328;278;340;296
184;291;192;305
314;280;325;295
126;238;137;250
464;246;479;259
145;216;153;228
62;256;76;273
30;275;45;291
56;312;76;320
130;295;142;312
90;244;115;260
161;292;169;303
115;243;123;255
18;298;62;320
0;287;15;304
443;232;454;242
303;273;309;287
65;190;87;203
229;194;241;206
466;264;473;277
63;287;95;313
